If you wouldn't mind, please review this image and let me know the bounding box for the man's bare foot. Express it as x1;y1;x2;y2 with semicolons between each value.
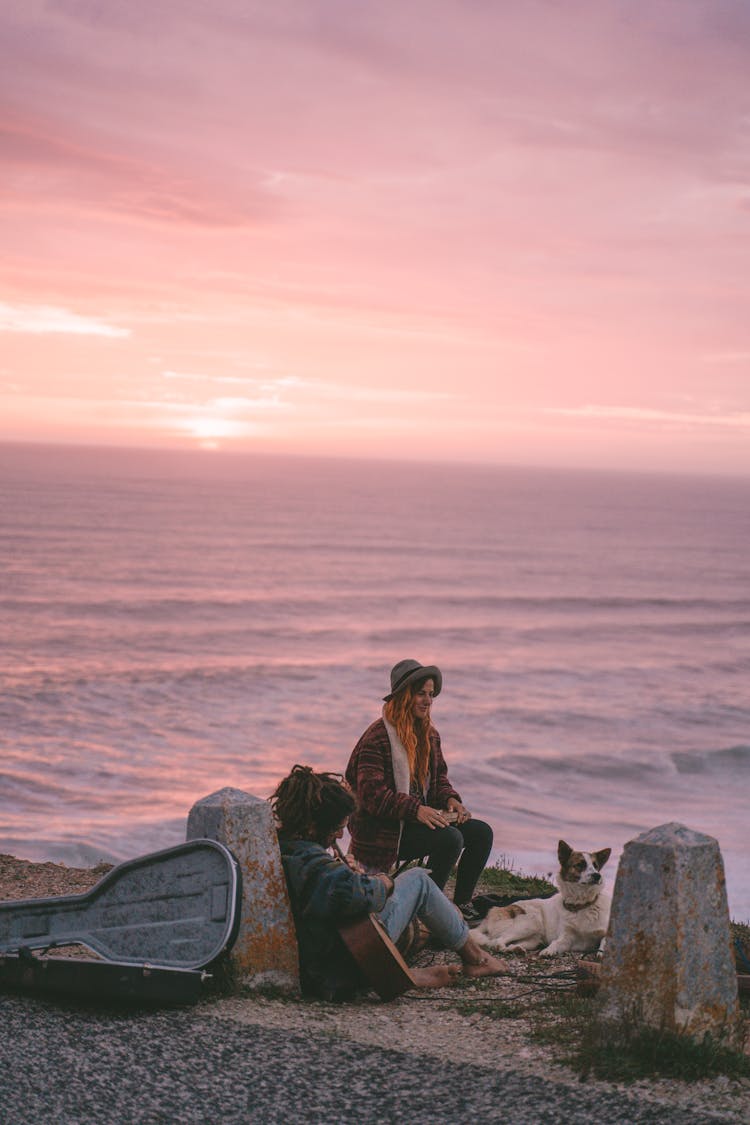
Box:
462;951;509;979
411;964;460;989
459;933;510;978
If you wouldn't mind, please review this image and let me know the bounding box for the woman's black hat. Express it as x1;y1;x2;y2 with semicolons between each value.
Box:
383;659;443;701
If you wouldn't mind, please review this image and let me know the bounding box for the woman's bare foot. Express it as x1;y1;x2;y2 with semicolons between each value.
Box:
459;934;510;979
411;964;461;989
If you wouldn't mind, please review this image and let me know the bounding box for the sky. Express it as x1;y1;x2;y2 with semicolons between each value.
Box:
2;0;750;474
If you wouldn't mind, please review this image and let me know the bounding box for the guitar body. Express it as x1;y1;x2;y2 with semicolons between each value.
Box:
338;913;417;1001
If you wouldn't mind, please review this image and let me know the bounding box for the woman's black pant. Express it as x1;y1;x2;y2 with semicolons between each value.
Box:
397;817;493;905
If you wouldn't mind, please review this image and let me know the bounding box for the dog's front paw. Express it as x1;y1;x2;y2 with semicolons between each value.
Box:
540;942;567;957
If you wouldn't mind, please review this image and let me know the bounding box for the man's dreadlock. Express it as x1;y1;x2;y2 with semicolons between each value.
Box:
271;763;355;845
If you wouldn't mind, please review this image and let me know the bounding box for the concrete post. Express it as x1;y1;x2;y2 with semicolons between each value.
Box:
187;787;299;994
599;822;740;1045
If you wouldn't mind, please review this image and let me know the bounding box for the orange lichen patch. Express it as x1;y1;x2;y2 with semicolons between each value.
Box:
234;932;299;975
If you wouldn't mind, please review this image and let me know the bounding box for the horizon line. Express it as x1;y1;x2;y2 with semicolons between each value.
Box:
2;436;749;484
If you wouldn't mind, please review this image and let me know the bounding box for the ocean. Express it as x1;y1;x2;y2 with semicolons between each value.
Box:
1;443;749;920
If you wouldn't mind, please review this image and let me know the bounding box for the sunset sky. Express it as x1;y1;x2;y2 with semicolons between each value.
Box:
2;1;750;473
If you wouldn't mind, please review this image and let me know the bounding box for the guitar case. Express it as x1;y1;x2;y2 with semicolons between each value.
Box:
0;839;240;971
0;951;212;1004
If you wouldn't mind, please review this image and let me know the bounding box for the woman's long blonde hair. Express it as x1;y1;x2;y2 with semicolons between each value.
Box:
383;680;433;791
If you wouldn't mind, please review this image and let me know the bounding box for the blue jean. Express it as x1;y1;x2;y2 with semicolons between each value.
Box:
377;867;469;951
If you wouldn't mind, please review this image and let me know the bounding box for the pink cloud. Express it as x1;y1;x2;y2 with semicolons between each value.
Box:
1;1;749;471
0;113;278;228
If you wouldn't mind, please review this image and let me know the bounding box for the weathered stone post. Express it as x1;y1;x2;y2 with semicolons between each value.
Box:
599;822;739;1045
187;787;299;994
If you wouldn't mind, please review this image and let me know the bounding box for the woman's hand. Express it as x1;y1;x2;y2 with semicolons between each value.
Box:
447;798;471;825
416;805;452;829
343;853;366;874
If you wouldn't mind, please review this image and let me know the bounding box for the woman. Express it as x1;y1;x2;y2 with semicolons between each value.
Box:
346;659;493;919
272;764;507;1001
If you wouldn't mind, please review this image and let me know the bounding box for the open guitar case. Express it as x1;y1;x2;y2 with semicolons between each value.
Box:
0;839;241;1004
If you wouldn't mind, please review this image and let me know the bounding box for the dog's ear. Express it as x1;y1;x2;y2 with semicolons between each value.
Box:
558;840;572;864
593;847;612;869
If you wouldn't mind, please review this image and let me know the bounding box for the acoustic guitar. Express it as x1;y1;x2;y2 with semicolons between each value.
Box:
333;842;417;1001
337;910;417;1001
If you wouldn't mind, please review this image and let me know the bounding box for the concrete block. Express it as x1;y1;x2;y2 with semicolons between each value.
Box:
187;787;299;994
599;822;740;1045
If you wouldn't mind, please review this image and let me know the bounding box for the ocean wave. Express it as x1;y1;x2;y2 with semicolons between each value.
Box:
3;592;750;618
483;751;666;782
0;817;186;867
671;744;750;774
0;770;73;807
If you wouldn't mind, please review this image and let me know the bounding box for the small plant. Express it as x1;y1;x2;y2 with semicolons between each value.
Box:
732;920;750;975
529;991;591;1044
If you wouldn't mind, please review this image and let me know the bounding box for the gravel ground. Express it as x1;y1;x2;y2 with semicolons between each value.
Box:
0;992;742;1125
2;855;749;1124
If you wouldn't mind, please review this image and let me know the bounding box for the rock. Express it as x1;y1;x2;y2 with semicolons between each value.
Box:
187;787;299;994
598;822;740;1046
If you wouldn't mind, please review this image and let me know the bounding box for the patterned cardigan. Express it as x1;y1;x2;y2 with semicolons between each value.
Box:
345;716;461;873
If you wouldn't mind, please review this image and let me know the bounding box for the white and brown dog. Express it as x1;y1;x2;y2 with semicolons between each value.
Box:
474;840;612;957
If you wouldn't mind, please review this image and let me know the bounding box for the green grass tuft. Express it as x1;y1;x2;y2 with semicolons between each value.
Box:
452;998;526;1020
575;1017;750;1082
732;920;750;973
528;988;750;1082
477;858;556;899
